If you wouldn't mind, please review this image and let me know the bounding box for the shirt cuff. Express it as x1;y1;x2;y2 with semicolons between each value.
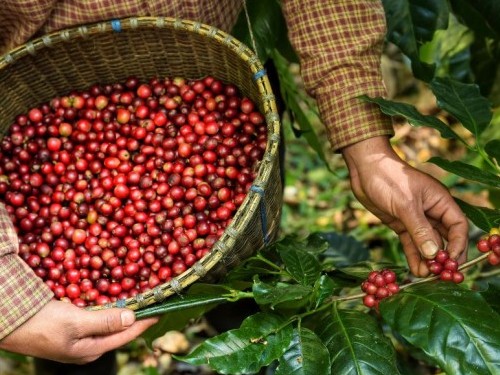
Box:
0;253;53;340
316;77;394;152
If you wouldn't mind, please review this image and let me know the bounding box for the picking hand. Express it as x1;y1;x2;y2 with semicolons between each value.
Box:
342;136;468;277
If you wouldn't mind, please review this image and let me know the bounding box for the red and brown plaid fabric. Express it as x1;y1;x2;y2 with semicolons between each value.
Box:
0;204;52;339
0;0;393;337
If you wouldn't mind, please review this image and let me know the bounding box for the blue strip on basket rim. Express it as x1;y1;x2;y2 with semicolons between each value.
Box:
253;69;267;81
111;19;122;32
250;185;269;245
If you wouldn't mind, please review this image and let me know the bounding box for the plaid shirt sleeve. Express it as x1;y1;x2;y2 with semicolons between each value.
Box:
0;204;53;340
282;0;394;151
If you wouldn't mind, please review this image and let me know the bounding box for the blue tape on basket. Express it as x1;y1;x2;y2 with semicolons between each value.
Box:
111;19;122;32
250;185;269;245
253;69;267;81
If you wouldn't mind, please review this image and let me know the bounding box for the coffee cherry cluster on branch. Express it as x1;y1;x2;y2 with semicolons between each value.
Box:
426;250;464;284
361;269;400;308
476;232;500;266
0;75;267;307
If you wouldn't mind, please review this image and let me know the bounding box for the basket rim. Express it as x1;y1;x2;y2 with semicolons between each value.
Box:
0;16;282;311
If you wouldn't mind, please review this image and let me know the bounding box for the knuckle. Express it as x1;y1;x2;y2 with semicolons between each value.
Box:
413;226;431;239
104;314;115;334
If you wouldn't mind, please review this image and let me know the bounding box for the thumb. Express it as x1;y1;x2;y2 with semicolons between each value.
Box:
82;308;136;336
400;210;439;259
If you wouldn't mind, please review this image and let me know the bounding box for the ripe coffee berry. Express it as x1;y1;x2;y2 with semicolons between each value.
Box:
0;75;267;307
476;229;500;266
426;249;464;284
361;269;399;309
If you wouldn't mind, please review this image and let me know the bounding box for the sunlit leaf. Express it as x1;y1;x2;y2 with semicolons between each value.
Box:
177;312;293;374
431;77;492;137
359;95;464;143
428;157;500;188
454;198;500;232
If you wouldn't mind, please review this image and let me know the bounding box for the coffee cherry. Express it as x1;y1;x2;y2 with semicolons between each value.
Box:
361;268;400;308
488;252;500;266
427;249;464;284
477;239;490;253
363;294;378;308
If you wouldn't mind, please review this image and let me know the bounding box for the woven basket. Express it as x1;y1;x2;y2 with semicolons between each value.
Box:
0;17;282;311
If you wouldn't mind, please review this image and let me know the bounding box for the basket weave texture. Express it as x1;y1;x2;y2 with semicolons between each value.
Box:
0;17;282;311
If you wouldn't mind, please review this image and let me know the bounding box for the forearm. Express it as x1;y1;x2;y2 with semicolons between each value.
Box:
282;0;394;151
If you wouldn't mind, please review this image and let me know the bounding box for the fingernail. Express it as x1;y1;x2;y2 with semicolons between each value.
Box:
121;310;135;327
421;240;438;259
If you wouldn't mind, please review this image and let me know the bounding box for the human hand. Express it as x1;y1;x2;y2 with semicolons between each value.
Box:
0;300;158;364
342;136;468;277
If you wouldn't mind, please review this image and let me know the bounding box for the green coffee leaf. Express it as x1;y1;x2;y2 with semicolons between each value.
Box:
276;234;328;255
177;313;293;374
279;247;322;286
431;77;492;137
253;276;312;308
428;157;500;188
275;328;330;375
318;305;400;374
480;284;500;315
454;198;500;232
380;282;500;375
359;96;463;142
313;275;337;308
382;0;449;80
318;232;369;268
305;233;330;254
239;313;294;366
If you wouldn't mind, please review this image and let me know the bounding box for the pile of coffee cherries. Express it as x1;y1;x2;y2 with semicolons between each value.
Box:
0;75;267;307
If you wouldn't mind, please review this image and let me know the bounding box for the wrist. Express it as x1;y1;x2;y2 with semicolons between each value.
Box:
341;136;396;173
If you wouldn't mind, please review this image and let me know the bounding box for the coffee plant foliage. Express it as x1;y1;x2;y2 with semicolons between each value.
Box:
142;233;500;375
144;1;500;374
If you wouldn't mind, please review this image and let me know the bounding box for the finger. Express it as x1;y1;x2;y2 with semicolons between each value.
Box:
398;206;440;260
399;232;424;276
76;317;158;359
80;308;137;337
443;217;468;261
88;317;158;353
423;194;468;260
